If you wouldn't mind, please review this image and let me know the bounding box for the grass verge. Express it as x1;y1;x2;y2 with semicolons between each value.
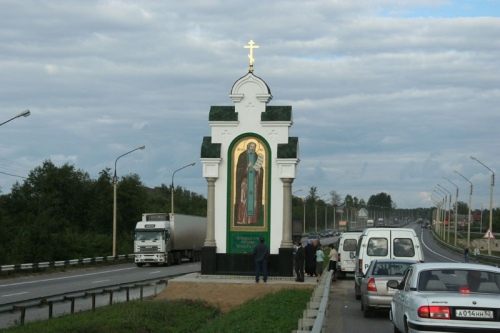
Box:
2;288;312;333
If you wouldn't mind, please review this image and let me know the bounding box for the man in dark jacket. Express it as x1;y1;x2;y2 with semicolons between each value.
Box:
304;239;316;277
253;237;269;283
295;240;305;282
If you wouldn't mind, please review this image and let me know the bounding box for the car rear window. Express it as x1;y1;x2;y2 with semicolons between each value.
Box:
367;237;388;256
417;269;500;293
393;238;415;257
343;239;358;251
373;261;414;276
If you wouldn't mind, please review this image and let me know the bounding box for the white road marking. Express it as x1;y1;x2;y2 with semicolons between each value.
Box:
420;228;460;262
0;267;135;288
2;291;28;298
92;280;109;284
149;271;161;274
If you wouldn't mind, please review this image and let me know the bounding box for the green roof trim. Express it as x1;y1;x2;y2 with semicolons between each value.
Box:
201;136;221;158
209;106;237;121
277;137;299;158
261;106;292;121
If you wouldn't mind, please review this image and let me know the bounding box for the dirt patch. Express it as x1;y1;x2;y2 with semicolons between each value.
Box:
155;280;314;313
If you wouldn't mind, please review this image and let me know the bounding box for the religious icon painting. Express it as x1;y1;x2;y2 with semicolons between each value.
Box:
229;135;270;232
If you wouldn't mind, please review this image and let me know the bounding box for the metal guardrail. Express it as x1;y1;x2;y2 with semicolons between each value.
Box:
431;230;500;266
0;277;168;327
293;269;333;333
0;254;135;273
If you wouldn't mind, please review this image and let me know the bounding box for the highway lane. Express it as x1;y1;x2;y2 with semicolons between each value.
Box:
0;262;201;305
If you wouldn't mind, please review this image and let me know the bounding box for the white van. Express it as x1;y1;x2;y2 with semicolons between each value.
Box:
354;227;424;299
336;231;362;279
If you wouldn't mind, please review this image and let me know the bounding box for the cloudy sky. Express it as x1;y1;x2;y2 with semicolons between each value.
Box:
1;0;499;210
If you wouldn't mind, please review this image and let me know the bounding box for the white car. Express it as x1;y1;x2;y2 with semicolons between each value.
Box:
388;262;500;333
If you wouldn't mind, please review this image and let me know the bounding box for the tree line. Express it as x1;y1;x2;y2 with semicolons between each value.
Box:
291;186;500;233
1;161;498;265
0;160;206;265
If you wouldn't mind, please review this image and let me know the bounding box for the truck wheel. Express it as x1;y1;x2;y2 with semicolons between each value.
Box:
136;263;144;267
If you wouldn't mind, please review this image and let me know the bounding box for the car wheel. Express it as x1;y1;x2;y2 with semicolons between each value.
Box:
404;316;409;333
355;286;361;300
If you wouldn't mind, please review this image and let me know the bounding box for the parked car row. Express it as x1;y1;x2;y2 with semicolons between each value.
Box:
351;226;500;332
354;227;424;299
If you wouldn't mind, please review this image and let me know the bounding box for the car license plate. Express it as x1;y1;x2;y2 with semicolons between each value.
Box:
456;309;494;319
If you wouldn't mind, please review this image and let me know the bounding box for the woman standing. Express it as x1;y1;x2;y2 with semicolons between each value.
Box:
328;243;338;282
316;244;325;282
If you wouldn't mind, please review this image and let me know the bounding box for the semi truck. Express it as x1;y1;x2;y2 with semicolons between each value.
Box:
134;213;207;267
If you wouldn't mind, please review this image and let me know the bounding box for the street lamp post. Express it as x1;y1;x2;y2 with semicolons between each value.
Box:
437;185;452;243
171;162;195;215
443;177;459;247
314;194;326;232
471;156;495;255
431;196;441;232
292;189;303;235
302;198;306;235
433;189;447;239
454;170;473;247
0;109;30;127
113;145;145;257
430;195;438;231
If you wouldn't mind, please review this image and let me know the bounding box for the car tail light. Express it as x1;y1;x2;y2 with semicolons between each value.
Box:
367;278;377;292
419;260;425;263
358;259;363;273
459;285;470;293
338;253;341;262
418;306;450;319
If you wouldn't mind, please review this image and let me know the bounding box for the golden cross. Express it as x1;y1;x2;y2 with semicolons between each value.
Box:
244;40;259;72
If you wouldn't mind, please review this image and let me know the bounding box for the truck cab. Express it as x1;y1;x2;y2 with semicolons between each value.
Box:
134;221;171;266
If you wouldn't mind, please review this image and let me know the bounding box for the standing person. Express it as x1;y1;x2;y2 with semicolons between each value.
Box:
253;237;269;283
304;240;316;277
464;246;469;262
473;246;480;262
315;244;325;283
328;243;338;282
295;240;305;282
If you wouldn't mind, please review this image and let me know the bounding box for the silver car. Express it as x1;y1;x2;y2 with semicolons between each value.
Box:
358;259;418;318
388;262;500;333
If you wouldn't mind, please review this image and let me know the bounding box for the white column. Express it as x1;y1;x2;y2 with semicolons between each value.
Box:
204;177;217;247
280;178;293;248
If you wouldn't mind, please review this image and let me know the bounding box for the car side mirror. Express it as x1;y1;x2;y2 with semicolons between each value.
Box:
387;280;401;290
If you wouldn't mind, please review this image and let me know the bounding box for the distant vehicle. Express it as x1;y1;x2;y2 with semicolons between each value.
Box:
307;232;321;240
388;262;500;333
354;227;425;299
358;259;418;317
134;213;206;267
376;218;384;227
366;219;374;227
336;231;362;279
319;229;334;237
